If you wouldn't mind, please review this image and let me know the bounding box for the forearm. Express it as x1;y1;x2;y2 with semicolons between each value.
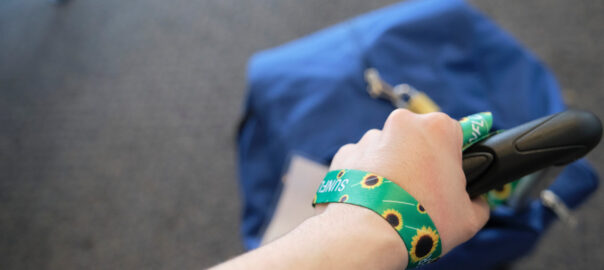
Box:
212;203;407;270
212;110;490;269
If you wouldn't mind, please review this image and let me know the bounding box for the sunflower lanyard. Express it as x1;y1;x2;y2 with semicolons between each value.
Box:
313;112;493;268
313;169;442;268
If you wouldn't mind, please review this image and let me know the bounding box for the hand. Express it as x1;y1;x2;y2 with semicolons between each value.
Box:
213;109;490;270
326;109;490;255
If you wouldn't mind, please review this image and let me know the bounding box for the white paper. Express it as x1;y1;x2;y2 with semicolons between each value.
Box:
260;154;328;245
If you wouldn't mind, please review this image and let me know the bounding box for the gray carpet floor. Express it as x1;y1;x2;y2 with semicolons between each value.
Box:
1;0;602;269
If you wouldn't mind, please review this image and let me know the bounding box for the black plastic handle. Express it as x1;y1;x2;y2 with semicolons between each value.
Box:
463;109;602;197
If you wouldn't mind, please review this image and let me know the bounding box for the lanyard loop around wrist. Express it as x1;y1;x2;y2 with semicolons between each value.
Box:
313;169;441;268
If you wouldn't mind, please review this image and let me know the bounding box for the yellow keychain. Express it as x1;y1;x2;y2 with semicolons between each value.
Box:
407;91;440;113
365;68;440;113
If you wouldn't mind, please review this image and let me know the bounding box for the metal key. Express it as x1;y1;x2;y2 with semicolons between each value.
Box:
540;189;578;229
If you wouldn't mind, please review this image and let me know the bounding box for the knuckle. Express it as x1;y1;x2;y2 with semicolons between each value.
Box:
389;108;412;119
359;129;381;144
331;143;356;167
427;112;452;125
424;112;457;134
367;128;380;134
336;143;355;155
386;109;412;126
363;129;381;138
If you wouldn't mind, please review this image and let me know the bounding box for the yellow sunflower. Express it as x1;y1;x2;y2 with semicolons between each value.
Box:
336;169;346;179
339;194;349;202
360;174;383;189
417;204;426;214
490;183;512;200
381;209;403;231
409;226;439;263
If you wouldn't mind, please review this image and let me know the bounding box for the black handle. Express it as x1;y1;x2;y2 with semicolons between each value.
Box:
463;109;602;197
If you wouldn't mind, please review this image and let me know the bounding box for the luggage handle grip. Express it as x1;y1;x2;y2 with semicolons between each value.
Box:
463;109;602;197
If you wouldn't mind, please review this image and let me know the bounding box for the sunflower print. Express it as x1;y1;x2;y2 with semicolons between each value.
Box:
409;226;439;263
336;169;346;179
490;183;512;200
381;209;403;231
417;204;426;214
360;173;383;189
339;194;349;202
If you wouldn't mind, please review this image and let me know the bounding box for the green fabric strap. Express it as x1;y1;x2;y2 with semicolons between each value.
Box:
314;169;441;268
459;112;493;149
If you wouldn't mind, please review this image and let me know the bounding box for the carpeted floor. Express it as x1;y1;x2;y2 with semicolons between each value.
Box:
1;0;602;269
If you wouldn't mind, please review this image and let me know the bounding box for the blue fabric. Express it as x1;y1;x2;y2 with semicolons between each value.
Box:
237;0;598;268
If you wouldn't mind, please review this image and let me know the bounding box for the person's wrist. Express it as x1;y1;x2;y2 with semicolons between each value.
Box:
315;203;408;269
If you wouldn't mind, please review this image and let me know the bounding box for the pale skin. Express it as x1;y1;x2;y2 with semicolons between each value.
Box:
212;109;490;269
